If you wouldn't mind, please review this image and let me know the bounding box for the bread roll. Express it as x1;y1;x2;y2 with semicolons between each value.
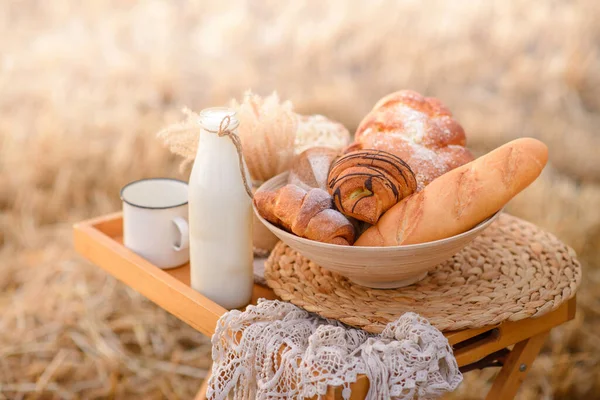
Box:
254;185;356;245
288;147;340;191
349;90;474;190
355;138;548;246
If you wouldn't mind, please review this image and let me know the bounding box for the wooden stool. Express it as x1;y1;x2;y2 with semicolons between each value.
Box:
74;213;577;400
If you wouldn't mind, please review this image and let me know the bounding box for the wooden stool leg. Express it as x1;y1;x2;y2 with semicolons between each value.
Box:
195;368;212;400
485;331;549;400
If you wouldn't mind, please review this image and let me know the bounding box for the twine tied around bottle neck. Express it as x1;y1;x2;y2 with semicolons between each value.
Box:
203;115;253;199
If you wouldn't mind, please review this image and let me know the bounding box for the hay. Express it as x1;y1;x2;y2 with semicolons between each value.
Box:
1;0;599;398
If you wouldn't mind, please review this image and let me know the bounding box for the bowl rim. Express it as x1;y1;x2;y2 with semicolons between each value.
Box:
253;172;503;251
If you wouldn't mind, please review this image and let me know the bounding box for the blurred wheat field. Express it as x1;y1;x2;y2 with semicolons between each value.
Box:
1;0;599;399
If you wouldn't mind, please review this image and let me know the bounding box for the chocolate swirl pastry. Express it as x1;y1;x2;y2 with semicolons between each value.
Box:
327;149;417;224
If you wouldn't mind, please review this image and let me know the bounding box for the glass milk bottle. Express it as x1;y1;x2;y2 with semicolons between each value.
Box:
189;107;253;309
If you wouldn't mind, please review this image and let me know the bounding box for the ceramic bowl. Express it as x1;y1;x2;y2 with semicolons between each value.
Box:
254;172;501;289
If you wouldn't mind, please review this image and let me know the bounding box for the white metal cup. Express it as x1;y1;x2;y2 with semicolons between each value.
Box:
120;178;189;269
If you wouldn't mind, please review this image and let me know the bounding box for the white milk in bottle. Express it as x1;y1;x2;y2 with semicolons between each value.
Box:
188;107;253;309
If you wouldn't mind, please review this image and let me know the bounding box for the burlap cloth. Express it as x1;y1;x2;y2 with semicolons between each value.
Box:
263;213;581;332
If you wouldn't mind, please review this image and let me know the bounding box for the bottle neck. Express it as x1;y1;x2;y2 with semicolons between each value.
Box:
195;127;252;187
196;128;236;156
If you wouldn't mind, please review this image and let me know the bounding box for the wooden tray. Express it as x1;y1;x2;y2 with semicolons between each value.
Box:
73;212;574;346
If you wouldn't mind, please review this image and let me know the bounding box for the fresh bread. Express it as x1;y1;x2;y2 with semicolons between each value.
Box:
254;184;356;245
348;90;474;190
294;114;350;154
327;149;417;224
355;138;549;246
288;147;340;191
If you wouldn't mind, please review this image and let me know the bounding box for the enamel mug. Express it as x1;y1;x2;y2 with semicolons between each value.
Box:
120;178;189;269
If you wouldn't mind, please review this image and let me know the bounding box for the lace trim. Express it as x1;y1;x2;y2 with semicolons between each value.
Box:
208;299;462;399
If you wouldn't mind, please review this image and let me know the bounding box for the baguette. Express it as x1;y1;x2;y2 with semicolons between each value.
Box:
354;138;548;246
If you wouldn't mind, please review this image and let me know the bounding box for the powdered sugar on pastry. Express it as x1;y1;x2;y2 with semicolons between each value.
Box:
288;147;340;191
350;90;474;190
309;152;333;189
393;105;427;144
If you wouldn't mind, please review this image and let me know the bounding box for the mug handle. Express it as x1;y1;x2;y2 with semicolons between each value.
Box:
172;217;189;251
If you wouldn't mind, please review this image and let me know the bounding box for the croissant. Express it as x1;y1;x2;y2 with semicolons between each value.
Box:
254;185;356;245
327;149;417;224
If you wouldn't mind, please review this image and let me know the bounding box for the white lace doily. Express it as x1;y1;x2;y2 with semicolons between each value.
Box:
208;299;462;400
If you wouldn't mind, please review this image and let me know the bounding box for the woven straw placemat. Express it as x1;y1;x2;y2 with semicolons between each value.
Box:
264;214;581;332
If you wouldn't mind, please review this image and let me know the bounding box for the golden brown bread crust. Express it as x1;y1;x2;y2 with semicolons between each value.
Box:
355;138;549;246
254;184;356;245
327;149;417;224
288;147;340;191
349;90;474;190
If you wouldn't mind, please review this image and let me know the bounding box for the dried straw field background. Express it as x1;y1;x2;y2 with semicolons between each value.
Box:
1;0;599;399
